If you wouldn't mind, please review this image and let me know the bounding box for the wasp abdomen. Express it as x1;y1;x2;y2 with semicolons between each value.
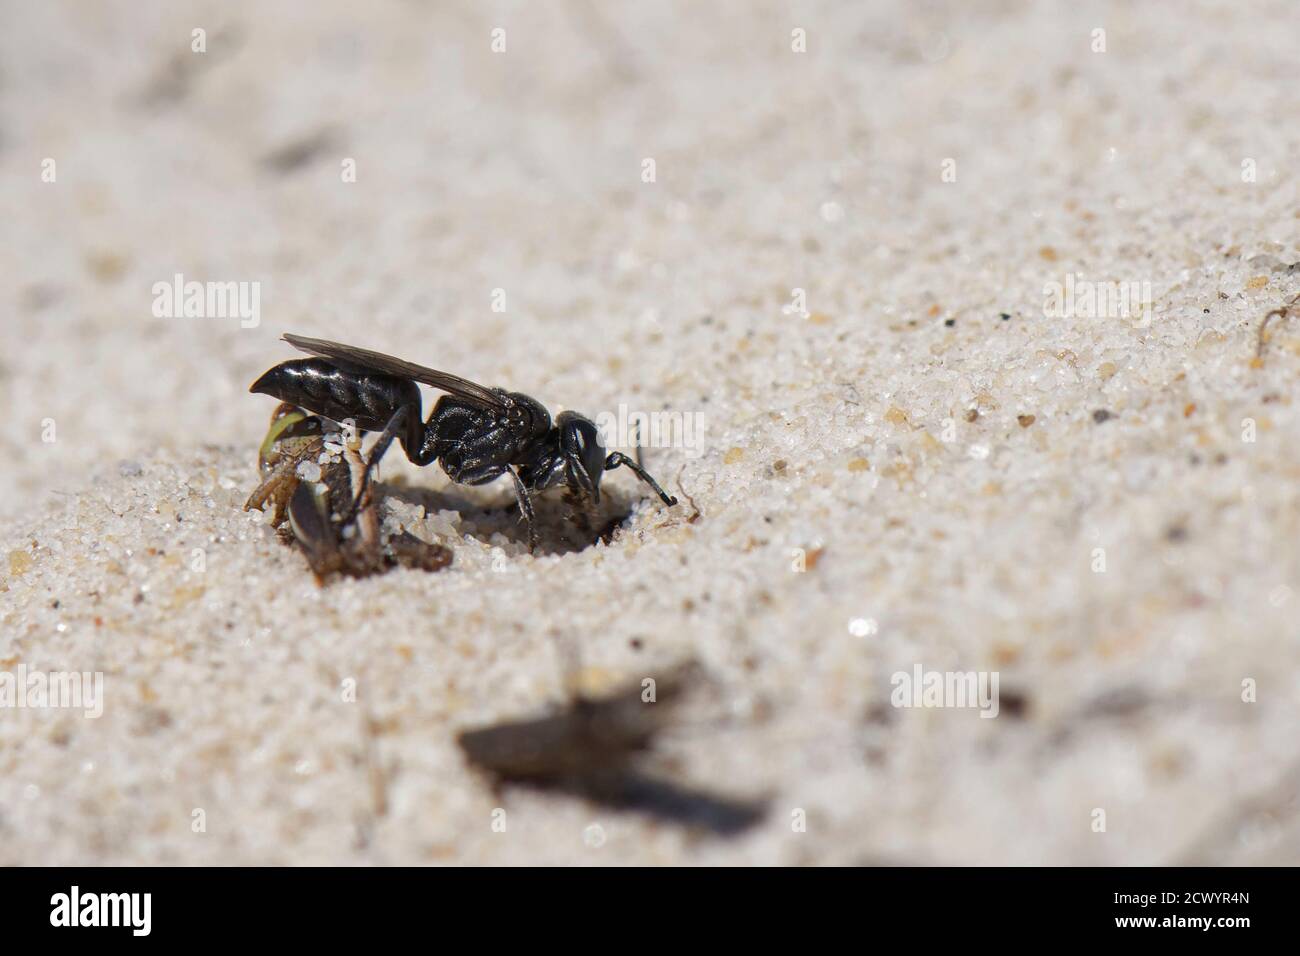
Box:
249;358;420;433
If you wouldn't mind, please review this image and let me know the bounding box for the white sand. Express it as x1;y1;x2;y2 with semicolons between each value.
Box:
2;0;1299;864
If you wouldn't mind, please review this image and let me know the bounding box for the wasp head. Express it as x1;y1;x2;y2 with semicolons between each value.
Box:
557;411;607;503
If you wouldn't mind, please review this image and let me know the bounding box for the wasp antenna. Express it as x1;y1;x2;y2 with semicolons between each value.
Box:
604;452;678;507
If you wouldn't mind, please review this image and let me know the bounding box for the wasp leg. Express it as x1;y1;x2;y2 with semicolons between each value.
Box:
341;443;383;572
603;453;678;507
336;405;410;527
508;466;540;554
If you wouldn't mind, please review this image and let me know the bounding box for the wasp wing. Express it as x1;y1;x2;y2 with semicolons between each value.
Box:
282;333;507;412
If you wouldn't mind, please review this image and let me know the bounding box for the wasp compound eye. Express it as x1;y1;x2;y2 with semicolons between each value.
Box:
558;412;607;503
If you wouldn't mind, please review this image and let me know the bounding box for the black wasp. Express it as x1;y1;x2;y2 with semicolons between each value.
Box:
250;333;677;552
